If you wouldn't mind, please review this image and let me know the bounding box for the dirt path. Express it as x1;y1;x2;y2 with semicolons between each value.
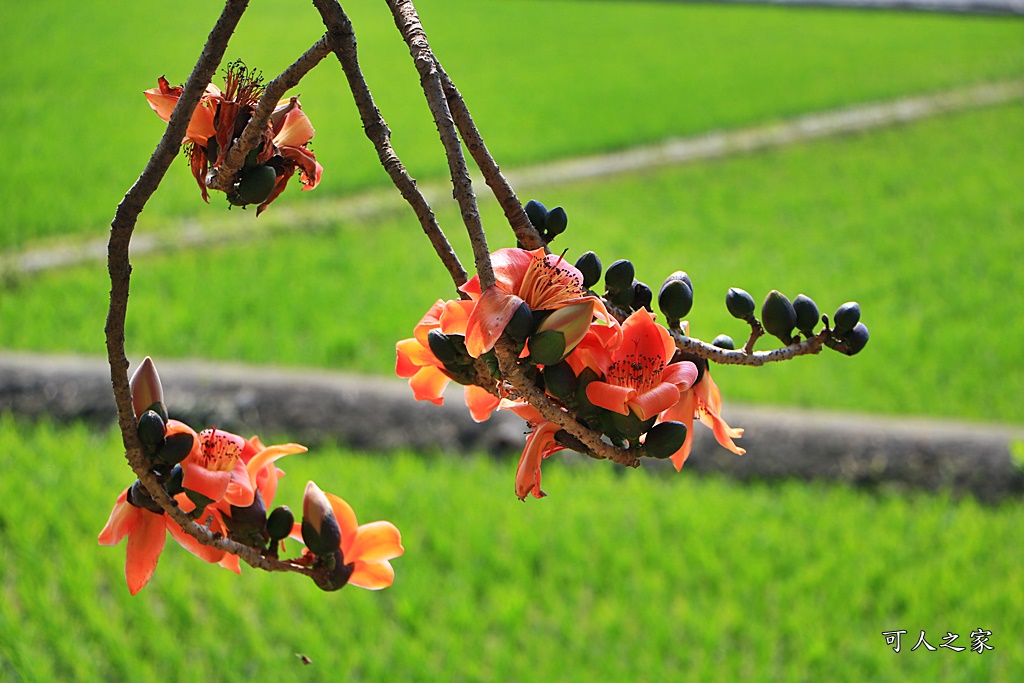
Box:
4;80;1022;277
3;351;1021;502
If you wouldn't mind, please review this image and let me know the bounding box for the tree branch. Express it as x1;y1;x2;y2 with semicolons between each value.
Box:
312;0;468;294
669;327;830;366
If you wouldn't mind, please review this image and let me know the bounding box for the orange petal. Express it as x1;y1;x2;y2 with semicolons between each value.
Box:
585;381;635;416
630;382;681;421
662;361;699;390
98;488;138;545
408;366;450;406
464;384;499;423
464;287;524;357
246;443;306;493
396;337;438;376
325;493;360;554
181;464;231;503
662;391;698;471
413;300;446;346
223;457;256;508
272;105;315;148
348;560;395;590
166;515;226;564
440;299;475;336
346;521;405;564
125;510;167;595
515;421;560;500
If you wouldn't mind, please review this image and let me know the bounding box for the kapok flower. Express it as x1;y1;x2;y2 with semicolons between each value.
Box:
144;60;321;213
460;247;618;358
659;367;745;471
503;402;567;501
585;308;698;421
170;422;254;508
396;298;500;422
292;483;405;590
98;485;228;595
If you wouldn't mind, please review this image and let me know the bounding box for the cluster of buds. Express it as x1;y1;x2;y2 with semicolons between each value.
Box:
144;60;322;213
99;358;402;594
398;202;869;500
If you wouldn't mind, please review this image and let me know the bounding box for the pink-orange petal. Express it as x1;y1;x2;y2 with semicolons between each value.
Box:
464;287;524;358
348;560;396;590
246;443;306;493
125;510;167;595
345;521;405;564
630;382;681;421
408;366;451;405
465;384;500;423
223;457;256;508
585;381;635;416
181;464;231;503
662;361;699;390
166;517;226;565
98;489;138;545
396;337;439;376
272;106;315;148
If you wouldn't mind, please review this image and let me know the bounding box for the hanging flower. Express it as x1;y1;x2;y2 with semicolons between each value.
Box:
143;60;321;212
395;298;500;422
460;247;618;358
584;308;698;421
504;402;567;501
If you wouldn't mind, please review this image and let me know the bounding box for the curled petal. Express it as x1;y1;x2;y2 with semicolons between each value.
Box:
181;465;232;503
125;509;167;595
246;443;306;494
630;382;681;421
325;493;360;553
223;456;256;508
585;381;635;416
464;384;500;423
279;145;322;190
662;361;699;391
396;337;439;377
98;488;138;546
464;287;524;357
348;559;396;590
346;521;405;564
515;421;562;501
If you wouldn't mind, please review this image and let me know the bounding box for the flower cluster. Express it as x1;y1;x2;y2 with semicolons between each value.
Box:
99;358;402;594
396;243;745;501
144;60;322;214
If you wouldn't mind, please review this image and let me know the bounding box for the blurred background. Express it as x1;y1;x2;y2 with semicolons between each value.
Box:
1;0;1022;680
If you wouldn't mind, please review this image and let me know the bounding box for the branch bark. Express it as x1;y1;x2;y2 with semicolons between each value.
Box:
312;0;469;294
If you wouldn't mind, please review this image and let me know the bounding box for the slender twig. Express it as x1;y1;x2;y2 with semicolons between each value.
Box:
385;0;495;291
669;328;829;366
105;0;324;580
312;0;468;294
436;64;545;251
207;35;334;192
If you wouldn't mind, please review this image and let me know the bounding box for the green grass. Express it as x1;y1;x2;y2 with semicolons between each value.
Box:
2;0;1023;246
2;102;1021;422
1;416;1022;681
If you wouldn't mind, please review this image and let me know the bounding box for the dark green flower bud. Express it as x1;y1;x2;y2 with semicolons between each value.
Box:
164;464;185;497
726;287;756;320
302;482;342;558
543;361;578;404
604;259;635;293
761;290;797;342
712;334;735;350
792;294;820;336
228;164;278;207
156;430;195;466
524;199;547;231
545;206;568;237
267;505;295;542
632;281;653;312
840;322;870;356
832;301;861;334
243;142;264;169
427;329;459;365
607;282;636;309
204;136;219;164
658;278;694;321
665;270;693;293
137;410;166;451
127;479;165;515
529;329;567;366
504;302;534;344
574;251;602;289
608;409;647;442
644;421;688;459
311;549;356;592
185;488;215;512
227;491;268;546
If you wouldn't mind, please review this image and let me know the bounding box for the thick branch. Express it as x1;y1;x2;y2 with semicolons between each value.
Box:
436;65;545;251
312;0;468;294
207;35;334;192
386;0;495;290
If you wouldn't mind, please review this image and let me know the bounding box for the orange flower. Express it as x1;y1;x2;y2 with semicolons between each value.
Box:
460;248;617;358
256;97;323;213
292;487;405;590
170;422;255;508
395;299;500;422
584;308;698;420
660;367;745;471
143;76;220;145
98;486;227;595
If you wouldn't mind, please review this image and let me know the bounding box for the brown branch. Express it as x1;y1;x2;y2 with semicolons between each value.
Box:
669;327;829;366
312;0;468;294
104;0;326;581
494;339;640;468
207;34;334;192
385;0;495;291
436;64;545;251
